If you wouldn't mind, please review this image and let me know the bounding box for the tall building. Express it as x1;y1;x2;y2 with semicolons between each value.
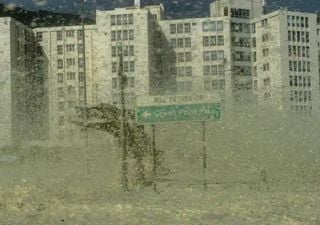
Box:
0;17;46;149
1;0;320;144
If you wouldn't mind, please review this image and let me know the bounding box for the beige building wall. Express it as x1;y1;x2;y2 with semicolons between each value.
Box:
34;25;97;141
0;17;37;148
253;10;320;115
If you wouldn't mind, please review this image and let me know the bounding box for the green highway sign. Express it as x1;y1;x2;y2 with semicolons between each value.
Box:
135;94;221;124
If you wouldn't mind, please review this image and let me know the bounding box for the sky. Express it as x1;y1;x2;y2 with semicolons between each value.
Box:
1;0;320;19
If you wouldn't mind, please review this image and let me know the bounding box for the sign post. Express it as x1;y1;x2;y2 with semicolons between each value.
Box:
136;94;221;191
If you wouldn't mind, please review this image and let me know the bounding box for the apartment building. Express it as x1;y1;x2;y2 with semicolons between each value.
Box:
2;0;320;144
0;17;46;149
33;25;98;140
252;10;320;114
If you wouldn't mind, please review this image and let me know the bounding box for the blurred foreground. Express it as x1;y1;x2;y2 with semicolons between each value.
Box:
1;106;320;224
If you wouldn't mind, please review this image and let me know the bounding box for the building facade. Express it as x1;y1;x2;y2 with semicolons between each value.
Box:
1;0;320;144
0;17;46;149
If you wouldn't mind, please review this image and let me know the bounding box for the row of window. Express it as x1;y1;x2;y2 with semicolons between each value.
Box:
289;60;311;72
57;58;84;69
289;75;311;87
176;52;192;63
111;45;135;57
58;100;80;112
57;72;84;83
112;77;135;89
111;14;134;26
231;37;251;48
231;8;250;19
203;35;224;47
288;45;310;58
170;23;191;34
290;90;312;103
174;66;193;77
203;50;224;61
111;30;134;41
231;22;251;33
202;21;224;32
170;38;191;48
56;30;83;41
287;16;309;28
290;105;312;114
57;44;84;54
232;51;251;62
204;79;225;91
288;30;310;42
203;65;225;76
57;86;82;98
233;66;251;76
112;61;135;73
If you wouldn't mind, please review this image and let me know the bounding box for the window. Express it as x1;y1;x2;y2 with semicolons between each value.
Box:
203;37;209;47
66;44;75;52
262;33;269;42
263;77;270;86
129;30;134;40
117;31;122;41
67;101;76;109
128;77;135;88
58;87;64;97
186;66;192;76
202;22;209;32
217;35;224;45
58;73;63;83
123;14;128;25
288;31;291;41
262;48;269;57
177;24;183;33
170;24;176;34
203;51;210;61
57;59;63;69
58;116;64;126
36;32;43;41
185;52;192;62
79;86;85;97
171;39;177;48
128;14;134;25
57;31;63;41
129;61;135;72
67;72;76;80
111;31;116;41
79;58;84;68
263;63;270;71
129;45;134;56
77;30;83;40
57;45;63;55
123;30;128;40
261;19;268;27
58;102;64;112
184;23;191;33
185;38;191;48
79;72;85;82
178;53;185;62
111;15;116;26
66;58;75;67
66;30;74;38
116;15;122;25
217;21;224;31
67;86;75;95
178;38;184;48
210;36;216;46
112;77;118;89
78;44;84;54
